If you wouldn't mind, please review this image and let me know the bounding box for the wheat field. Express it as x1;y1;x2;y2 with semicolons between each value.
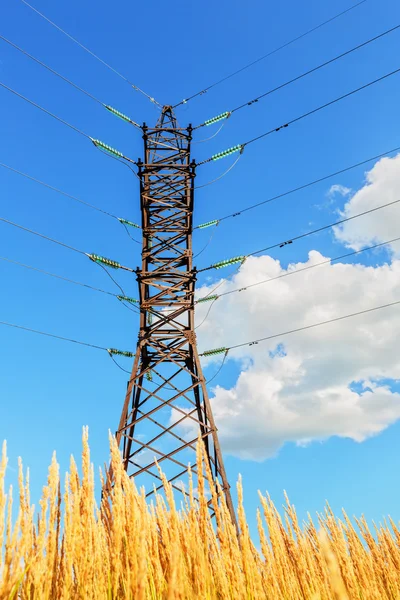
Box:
1;429;399;599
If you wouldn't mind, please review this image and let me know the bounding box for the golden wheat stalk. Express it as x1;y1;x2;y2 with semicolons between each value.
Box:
1;430;399;599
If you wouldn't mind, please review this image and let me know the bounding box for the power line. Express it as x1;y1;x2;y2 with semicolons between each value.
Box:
95;261;125;297
18;0;162;108
0;161;118;219
0;161;141;242
200;298;400;356
0;215;86;255
4;270;399;361
195;23;400;129
198;196;400;272
245;67;400;147
173;0;368;108
0;81;137;164
249;199;400;258
193;226;219;259
0;255;115;297
0;319;107;351
193;122;227;144
94;145;142;182
0;215;135;272
195;236;400;312
0;34;140;128
0;255;141;314
204;352;229;385
109;354;132;374
0;319;137;364
0;253;141;318
0;80;90;139
195;153;243;189
0;34;101;107
194;145;400;228
197;66;400;165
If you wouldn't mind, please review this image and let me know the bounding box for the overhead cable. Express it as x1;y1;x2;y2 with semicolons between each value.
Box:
0;80;89;138
197;66;400;166
194;145;400;229
0;320;106;350
93;261;140;314
198;196;400;272
0;81;137;164
172;0;368;108
195;236;400;311
0;255;114;296
0;34;140;128
195;23;400;129
0;253;139;313
0;215;135;272
0;319;134;359
9;301;399;364
0;161;141;241
18;0;162;108
195;153;243;189
200;298;400;356
193;122;227;144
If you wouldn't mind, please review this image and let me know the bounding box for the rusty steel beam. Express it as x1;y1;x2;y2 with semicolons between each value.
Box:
113;106;237;527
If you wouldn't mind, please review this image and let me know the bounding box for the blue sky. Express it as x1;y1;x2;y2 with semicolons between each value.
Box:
1;0;400;539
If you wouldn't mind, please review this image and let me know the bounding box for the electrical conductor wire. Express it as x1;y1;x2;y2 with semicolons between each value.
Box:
95;146;142;179
0;320;107;351
195;154;242;189
0;255;115;296
3;267;400;358
109;354;133;374
0;34;103;106
222;299;400;353
198;196;400;272
0;215;135;274
0;162;142;244
173;0;368;108
244;66;400;148
197;67;400;166
194;236;400;328
0;320;135;375
193;122;227;144
0;162;120;219
0;33;141;128
0;81;137;165
195;23;400;128
0;215;86;255
19;0;162;107
204;351;229;385
193;226;219;259
194;145;400;227
0;80;90;139
90;262;140;314
249;198;400;259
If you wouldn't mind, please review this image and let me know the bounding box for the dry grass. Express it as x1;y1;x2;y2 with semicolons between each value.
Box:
1;429;399;599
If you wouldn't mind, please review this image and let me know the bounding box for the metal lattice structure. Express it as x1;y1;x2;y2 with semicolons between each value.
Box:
114;106;236;525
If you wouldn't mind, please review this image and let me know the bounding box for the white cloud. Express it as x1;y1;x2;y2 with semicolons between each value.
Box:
164;154;400;462
333;152;400;254
190;250;400;461
135;447;158;467
327;184;351;198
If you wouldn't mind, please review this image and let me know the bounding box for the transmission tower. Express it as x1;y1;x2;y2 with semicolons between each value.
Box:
114;106;236;525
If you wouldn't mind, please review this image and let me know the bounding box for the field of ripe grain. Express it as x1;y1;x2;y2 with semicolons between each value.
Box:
1;429;399;599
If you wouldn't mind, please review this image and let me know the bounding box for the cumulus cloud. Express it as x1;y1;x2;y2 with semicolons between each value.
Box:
187;249;400;461
333;152;400;254
165;154;400;462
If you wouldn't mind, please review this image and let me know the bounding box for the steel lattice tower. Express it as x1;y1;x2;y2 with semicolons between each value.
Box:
114;106;236;525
